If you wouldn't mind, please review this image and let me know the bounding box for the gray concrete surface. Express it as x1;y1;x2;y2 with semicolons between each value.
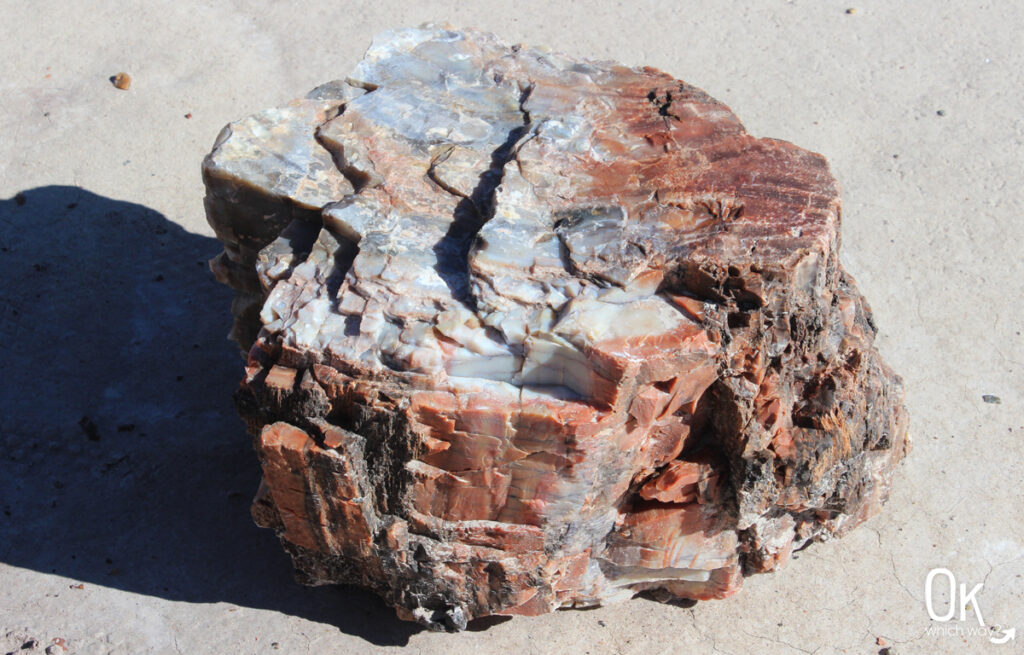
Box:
2;1;1021;653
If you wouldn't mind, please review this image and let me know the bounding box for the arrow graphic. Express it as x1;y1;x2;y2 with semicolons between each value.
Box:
990;626;1016;645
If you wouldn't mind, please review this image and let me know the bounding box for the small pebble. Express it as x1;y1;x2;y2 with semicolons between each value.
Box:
982;394;1001;404
111;72;131;90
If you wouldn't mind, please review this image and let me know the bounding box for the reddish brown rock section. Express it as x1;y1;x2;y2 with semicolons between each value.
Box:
204;26;910;630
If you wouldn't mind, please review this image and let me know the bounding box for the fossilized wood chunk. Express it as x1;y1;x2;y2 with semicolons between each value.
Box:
204;26;910;631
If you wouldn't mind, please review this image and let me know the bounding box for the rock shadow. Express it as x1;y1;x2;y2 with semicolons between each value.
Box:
0;186;419;647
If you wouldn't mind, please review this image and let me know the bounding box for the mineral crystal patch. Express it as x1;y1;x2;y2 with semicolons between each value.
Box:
203;26;910;630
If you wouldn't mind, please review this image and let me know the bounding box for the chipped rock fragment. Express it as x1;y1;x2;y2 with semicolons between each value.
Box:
203;26;910;630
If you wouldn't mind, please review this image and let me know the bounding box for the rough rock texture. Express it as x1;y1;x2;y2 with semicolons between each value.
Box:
203;26;910;631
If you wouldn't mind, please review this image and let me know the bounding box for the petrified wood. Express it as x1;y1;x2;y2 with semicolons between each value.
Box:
203;26;910;630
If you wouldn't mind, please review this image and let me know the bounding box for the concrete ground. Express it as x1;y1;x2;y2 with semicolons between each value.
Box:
2;1;1021;653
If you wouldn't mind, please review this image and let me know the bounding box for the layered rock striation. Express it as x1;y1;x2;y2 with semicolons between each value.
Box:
203;26;910;630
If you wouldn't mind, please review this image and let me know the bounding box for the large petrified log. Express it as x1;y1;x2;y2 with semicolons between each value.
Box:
203;26;909;630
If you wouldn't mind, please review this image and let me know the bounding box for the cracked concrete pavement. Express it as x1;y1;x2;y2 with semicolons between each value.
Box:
1;1;1021;653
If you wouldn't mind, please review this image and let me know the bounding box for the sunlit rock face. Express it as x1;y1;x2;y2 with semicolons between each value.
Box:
204;26;909;631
